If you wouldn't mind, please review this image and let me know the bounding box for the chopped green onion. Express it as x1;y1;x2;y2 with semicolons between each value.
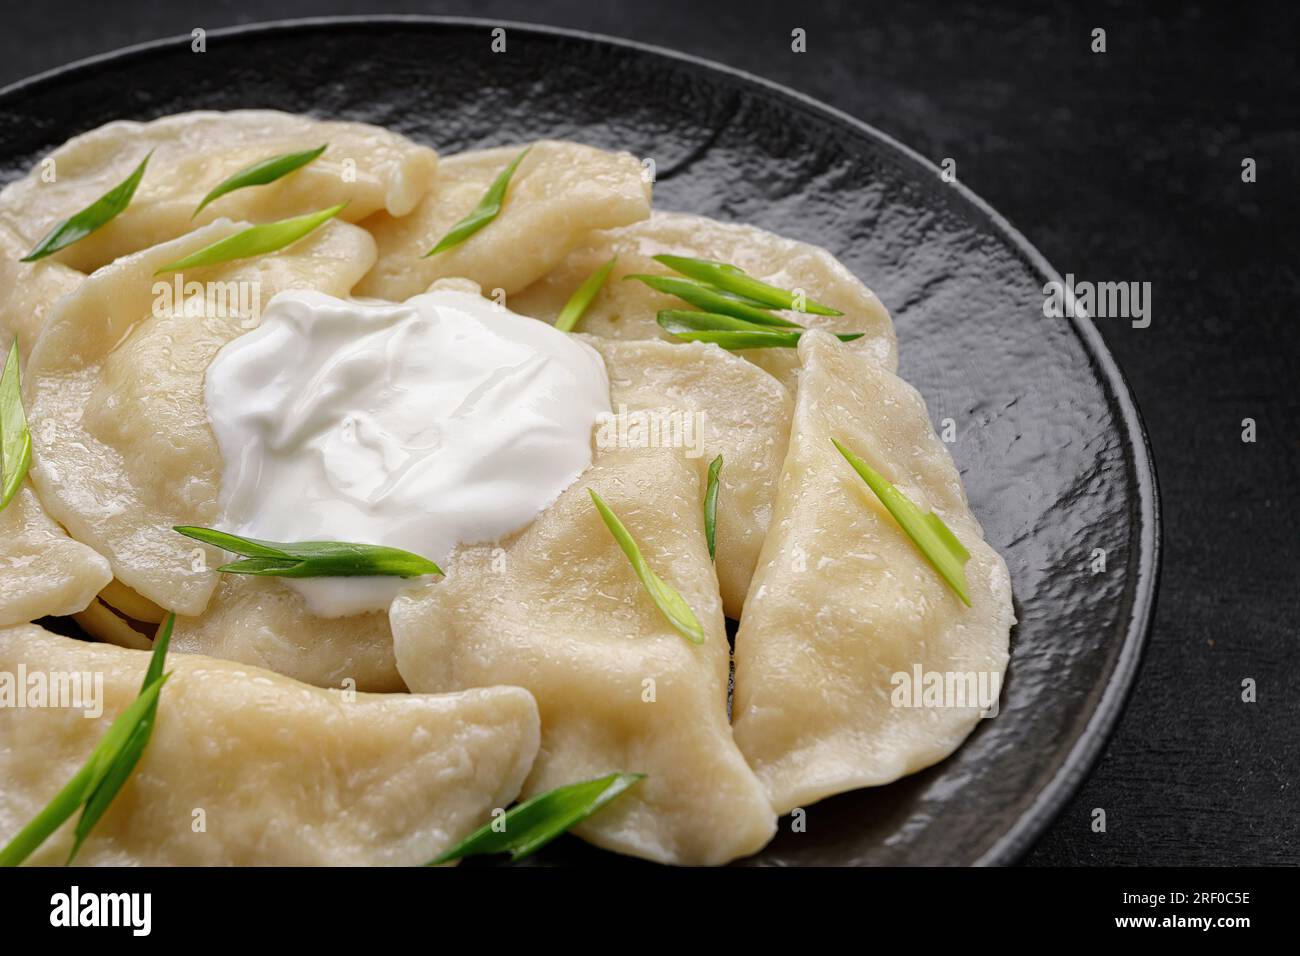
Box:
21;152;151;262
430;772;645;864
554;256;617;333
588;488;705;644
68;613;174;863
626;273;802;327
831;439;972;606
704;454;723;562
154;203;346;274
425;147;530;257
0;628;171;868
173;526;442;578
193;144;328;217
652;254;842;315
658;311;801;349
657;310;863;350
0;339;31;512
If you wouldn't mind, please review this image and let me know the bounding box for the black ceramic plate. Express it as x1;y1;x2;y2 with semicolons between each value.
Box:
0;16;1159;866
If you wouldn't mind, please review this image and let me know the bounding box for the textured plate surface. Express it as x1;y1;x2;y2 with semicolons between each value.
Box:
0;16;1159;866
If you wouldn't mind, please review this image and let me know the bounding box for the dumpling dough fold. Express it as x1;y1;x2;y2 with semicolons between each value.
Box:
0;110;437;273
732;331;1014;814
391;441;775;866
0;488;112;626
0;224;84;362
171;576;403;693
0;625;540;866
357;141;652;301
511;210;897;388
0;227;112;627
585;337;791;619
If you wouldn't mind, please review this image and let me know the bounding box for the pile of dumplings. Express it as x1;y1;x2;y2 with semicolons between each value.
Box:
0;111;1013;866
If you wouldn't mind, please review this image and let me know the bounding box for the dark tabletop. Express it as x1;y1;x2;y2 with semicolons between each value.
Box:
2;0;1295;866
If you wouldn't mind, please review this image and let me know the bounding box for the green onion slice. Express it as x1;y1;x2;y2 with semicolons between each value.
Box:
425;147;530;257
626;273;802;327
588;488;705;644
193;144;328;217
652;254;842;315
154;202;346;274
67;613;174;863
657;310;863;350
0;339;31;511
430;772;645;864
704;454;723;562
21;152;151;262
554;256;617;333
832;438;972;606
173;526;442;578
0;623;172;868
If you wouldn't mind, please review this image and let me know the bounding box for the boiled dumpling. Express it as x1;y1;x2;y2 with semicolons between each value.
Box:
585;337;791;619
0;225;84;362
732;331;1014;814
511;210;897;388
0;110;437;273
0;489;112;627
390;439;776;865
25;218;377;616
171;576;403;692
0;624;539;865
357;141;651;301
0;228;111;627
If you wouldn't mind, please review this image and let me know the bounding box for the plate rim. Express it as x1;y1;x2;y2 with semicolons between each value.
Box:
0;14;1162;867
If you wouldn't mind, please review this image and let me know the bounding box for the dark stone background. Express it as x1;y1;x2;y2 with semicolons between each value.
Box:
2;0;1295;865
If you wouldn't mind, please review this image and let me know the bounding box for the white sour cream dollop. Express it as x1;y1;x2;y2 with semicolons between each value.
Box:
204;289;611;617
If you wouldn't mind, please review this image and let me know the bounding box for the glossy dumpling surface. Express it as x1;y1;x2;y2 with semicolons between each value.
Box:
511;210;897;388
357;141;651;301
391;439;775;865
585;337;791;619
732;331;1014;814
0;625;540;866
25;218;377;616
0;110;437;273
0;228;111;627
0;489;112;627
171;576;403;692
0;225;84;362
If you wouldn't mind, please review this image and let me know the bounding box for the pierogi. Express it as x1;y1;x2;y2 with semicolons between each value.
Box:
732;332;1015;813
390;435;777;866
357;141;652;300
170;576;403;693
511;210;898;388
0;110;437;274
0;625;539;866
585;337;792;618
0;488;112;627
0;229;112;626
0;225;84;362
0;110;1017;868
